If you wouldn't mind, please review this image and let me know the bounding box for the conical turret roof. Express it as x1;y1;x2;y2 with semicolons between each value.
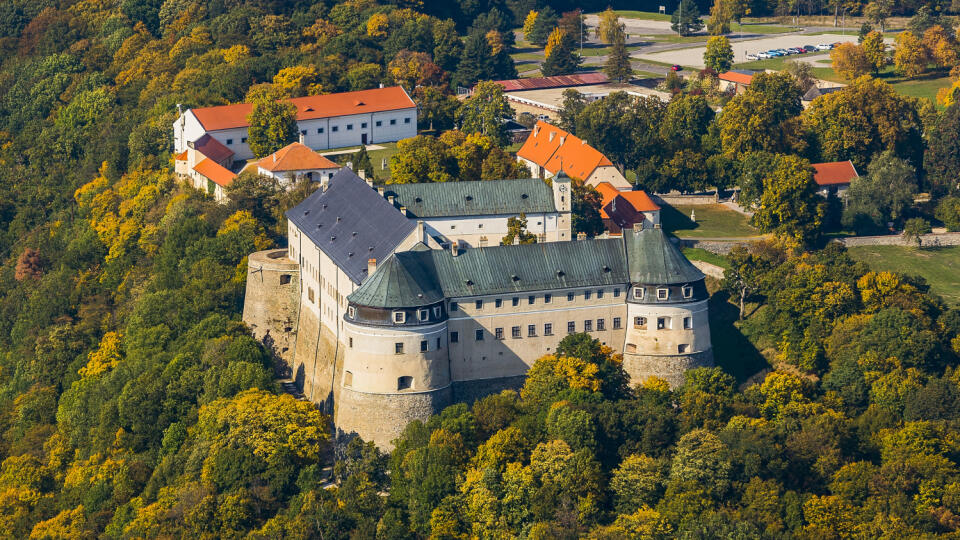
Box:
623;226;704;285
348;250;444;309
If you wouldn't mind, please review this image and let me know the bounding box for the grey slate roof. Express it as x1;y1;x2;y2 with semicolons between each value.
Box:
286;168;416;284
382;178;556;218
623;227;704;284
349;227;704;308
802;85;844;101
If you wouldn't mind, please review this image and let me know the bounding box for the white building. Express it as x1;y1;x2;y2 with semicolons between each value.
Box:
173;86;418;162
256;142;341;188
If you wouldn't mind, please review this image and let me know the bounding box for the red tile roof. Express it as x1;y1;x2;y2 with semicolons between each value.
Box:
190;86;416;132
492;72;608;92
595;182;660;219
192;158;237;187
516;121;566;168
812;160;859;186
517;121;618;181
174;150;187;161
257;142;340;172
192;133;234;164
719;71;754;85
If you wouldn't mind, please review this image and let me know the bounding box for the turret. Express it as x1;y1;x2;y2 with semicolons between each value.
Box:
620;226;713;387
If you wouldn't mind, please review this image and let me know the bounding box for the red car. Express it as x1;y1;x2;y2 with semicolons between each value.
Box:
671;64;682;71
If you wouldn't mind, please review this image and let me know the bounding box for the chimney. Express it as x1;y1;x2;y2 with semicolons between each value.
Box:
534;125;540;136
299;131;305;144
365;178;374;188
653;223;662;229
377;187;385;196
272;153;277;163
387;195;395;206
400;206;407;216
358;169;366;180
549;131;555;142
417;220;425;243
560;135;566;145
321;177;329;192
451;241;459;257
577;232;587;241
368;258;377;275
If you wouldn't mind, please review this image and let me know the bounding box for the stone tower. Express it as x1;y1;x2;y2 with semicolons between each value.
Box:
337;247;453;445
620;225;713;387
242;249;301;376
551;171;572;241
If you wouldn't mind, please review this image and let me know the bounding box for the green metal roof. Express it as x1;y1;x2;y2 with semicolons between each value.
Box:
623;227;705;284
382;178;557;218
348;227;704;308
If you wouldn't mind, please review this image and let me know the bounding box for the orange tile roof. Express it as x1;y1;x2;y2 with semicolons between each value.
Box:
190;86;416;131
719;71;754;85
192;158;237;187
516;120;566;167
812;160;859;186
258;142;340;172
192;133;234;164
174;150;187;161
595;182;660;219
545;132;612;180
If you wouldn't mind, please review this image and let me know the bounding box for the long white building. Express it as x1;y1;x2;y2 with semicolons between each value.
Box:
173;86;418;161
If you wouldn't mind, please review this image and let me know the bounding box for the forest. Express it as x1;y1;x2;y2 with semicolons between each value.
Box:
0;0;959;538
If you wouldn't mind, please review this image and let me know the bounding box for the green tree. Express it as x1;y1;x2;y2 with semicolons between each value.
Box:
458;80;514;146
611;454;667;513
501;213;537;245
784;60;817;93
415;86;459;132
903;217;931;247
525;7;557;46
671;2;704;36
842;152;918;234
749;154;823;243
245;85;297;159
541;28;581;76
722;241;781;319
603;22;632;83
718;72;802;158
924;103;960;196
660;94;715;153
935;196;960;231
863;0;892;32
861;30;887;73
668;429;731;498
571;177;604;237
703;36;734;73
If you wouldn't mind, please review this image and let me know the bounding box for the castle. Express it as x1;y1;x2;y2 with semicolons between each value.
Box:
243;169;713;448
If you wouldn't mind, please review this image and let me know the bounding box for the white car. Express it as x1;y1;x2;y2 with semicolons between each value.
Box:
816;43;832;51
746;53;759;60
756;51;771;59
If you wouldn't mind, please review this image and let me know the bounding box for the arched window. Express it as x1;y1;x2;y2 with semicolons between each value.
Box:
397;376;413;391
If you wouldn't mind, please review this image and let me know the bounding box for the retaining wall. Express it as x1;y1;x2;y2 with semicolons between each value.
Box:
838;232;960;247
622;349;714;388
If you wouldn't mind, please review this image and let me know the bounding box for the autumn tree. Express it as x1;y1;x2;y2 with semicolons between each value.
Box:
541;28;580;76
863;0;892;32
894;31;930;78
703;36;734;73
861;31;887;73
603;17;632;83
707;0;732;35
388;50;446;92
571;177;604;237
245;84;297;159
523;7;557;46
831;42;872;81
784;60;817;93
748;154;823;243
717;72;802;158
15;248;43;281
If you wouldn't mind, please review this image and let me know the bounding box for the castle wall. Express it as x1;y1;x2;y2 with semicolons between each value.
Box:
622;298;712;388
242;249;300;375
336;385;452;448
622;349;714;388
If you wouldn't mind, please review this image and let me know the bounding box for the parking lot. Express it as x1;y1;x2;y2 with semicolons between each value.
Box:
635;33;889;69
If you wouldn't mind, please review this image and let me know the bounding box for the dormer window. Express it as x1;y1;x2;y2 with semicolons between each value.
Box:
348;306;356;318
393;311;406;324
634;287;645;300
682;286;693;299
657;288;669;300
418;309;428;321
433;306;442;318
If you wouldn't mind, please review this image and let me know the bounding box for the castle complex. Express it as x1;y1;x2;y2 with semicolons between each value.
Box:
243;169;713;448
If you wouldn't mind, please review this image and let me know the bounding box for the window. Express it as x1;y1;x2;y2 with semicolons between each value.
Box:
393;311;406;323
317;128;324;134
241;137;247;143
544;294;552;304
436;337;441;349
584;291;592;300
349;337;353;348
657;288;669;300
634;316;647;329
597;289;604;299
682;286;694;299
226;138;233;145
678;344;689;353
300;130;307;136
420;340;428;352
567;292;574;301
450;225;456;230
613;317;622;329
404;117;411;124
597;319;606;331
614;288;621;297
475;329;484;340
398;376;412;390
332;126;339;132
433;306;442;318
347;306;356;318
450;302;458;311
495;328;504;340
376;120;382;127
634;287;645;300
450;331;459;343
528;324;536;337
347;124;353;130
528;295;535;305
361;122;368;128
584;320;593;332
495;299;502;308
512;326;521;339
344;371;353;387
308;287;315;303
567;321;576;333
544;323;553;336
684;317;693;329
390;119;397;125
395;342;404;354
475;300;483;309
657;317;670;330
512;297;520;307
418;309;428;321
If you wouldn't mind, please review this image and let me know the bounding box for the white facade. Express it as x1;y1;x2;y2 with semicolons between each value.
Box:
419;212;561;248
259;166;341;188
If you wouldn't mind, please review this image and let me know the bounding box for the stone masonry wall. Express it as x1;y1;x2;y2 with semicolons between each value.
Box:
336;386;453;449
452;375;527;406
242;249;300;376
622;349;714;388
291;306;344;415
838;232;960;247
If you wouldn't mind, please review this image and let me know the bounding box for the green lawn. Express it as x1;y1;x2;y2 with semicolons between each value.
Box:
731;22;794;34
324;142;398;179
601;10;673;22
847;245;960;305
682;247;731;269
661;204;758;238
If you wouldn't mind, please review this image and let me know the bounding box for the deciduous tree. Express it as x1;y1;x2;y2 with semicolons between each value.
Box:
703;36;734;73
861;31;887;73
831;42;872;80
458;80;514;145
245;85;297;159
541;28;580;76
894;31;929;78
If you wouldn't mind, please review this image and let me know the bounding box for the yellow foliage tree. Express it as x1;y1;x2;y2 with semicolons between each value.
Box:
29;505;93;540
523;10;539;39
273;65;323;97
221;44;250;64
366;12;389;38
894;31;929;78
831;43;872;81
544;27;565;60
78;331;123;378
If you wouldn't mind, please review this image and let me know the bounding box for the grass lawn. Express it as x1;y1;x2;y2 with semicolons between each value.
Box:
731;22;794;34
847;245;960;305
601;10;673;22
324;142;398;179
661;204;758;238
883;72;954;103
682;247;731;269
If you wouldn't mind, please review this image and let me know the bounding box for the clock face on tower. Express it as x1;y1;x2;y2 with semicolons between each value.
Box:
558;185;567;193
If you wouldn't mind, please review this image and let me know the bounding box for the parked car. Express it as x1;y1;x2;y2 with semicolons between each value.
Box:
776;49;790;55
746;53;759;60
767;50;782;57
816;43;832;51
671;64;682;71
791;47;806;54
803;45;817;52
756;51;771;59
